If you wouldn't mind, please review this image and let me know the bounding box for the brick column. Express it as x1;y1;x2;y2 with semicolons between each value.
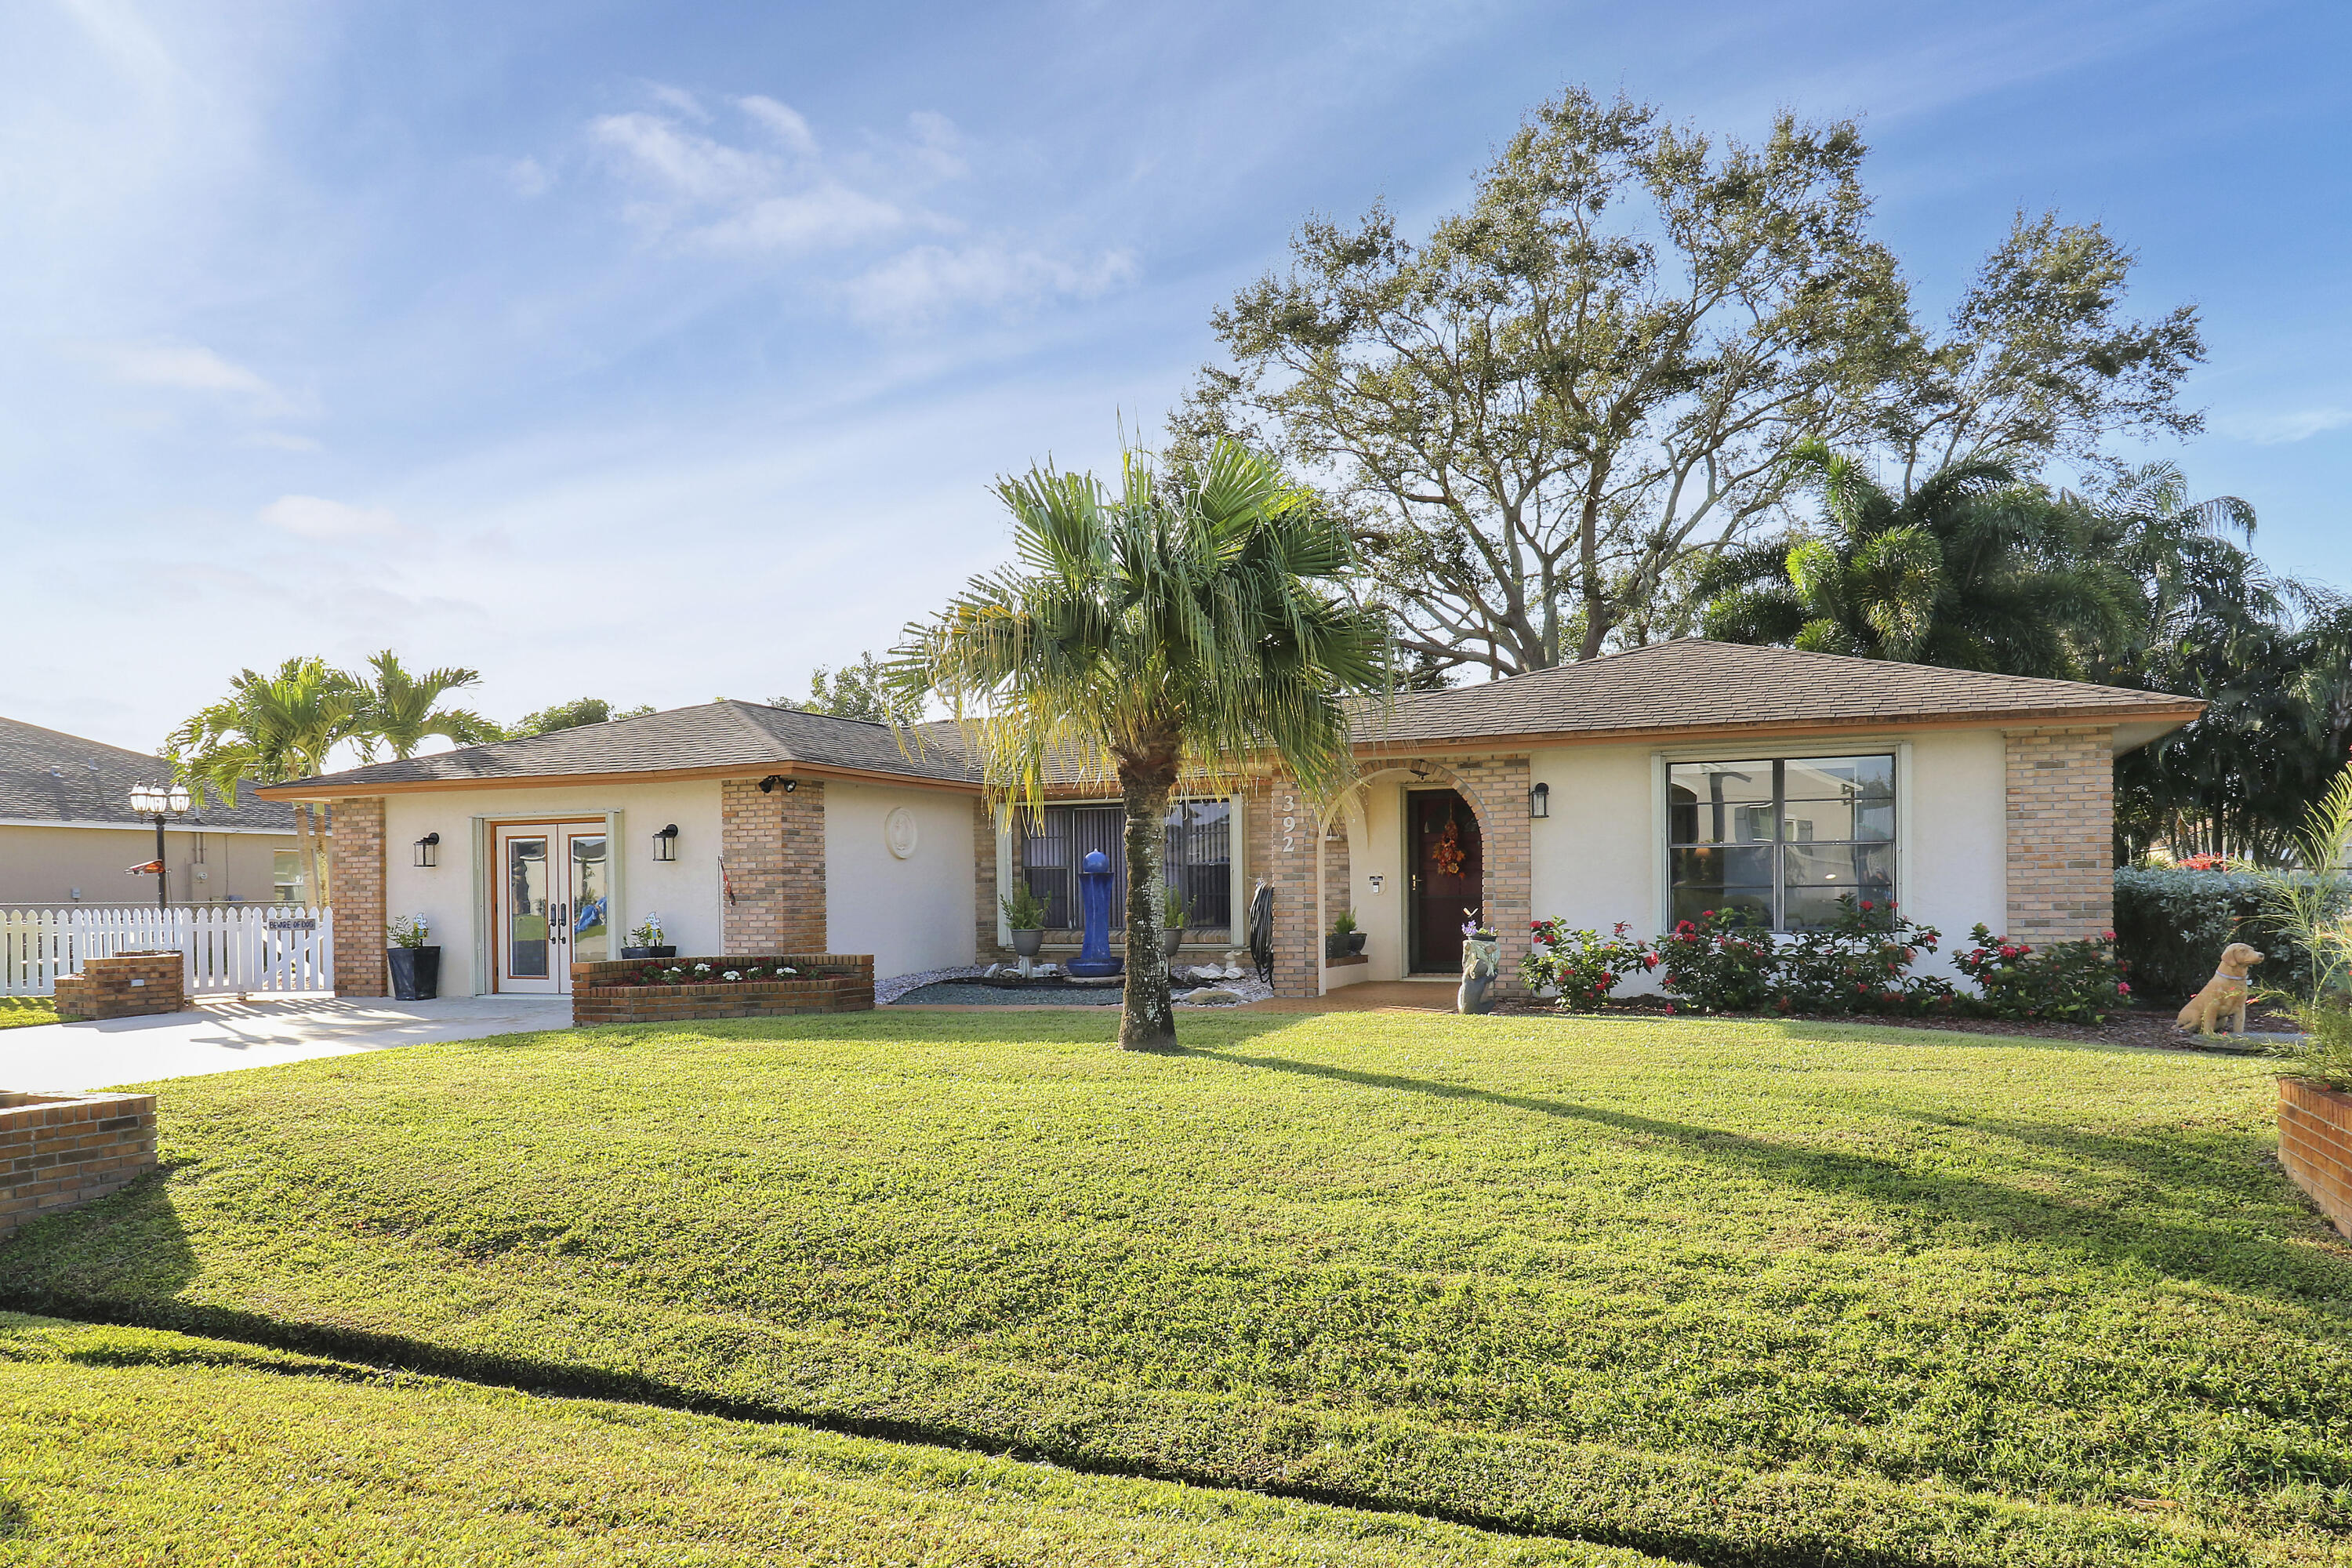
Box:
720;778;826;953
973;798;1014;964
328;796;387;996
1322;820;1352;925
1248;778;1322;997
2004;727;2114;938
1443;754;1533;999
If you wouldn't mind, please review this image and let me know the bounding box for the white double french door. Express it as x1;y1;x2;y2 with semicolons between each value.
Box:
493;822;612;993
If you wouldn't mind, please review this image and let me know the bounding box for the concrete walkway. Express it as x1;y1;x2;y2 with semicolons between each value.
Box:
0;995;572;1094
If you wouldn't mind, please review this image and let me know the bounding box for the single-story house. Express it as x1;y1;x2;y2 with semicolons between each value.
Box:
261;641;2203;1001
0;716;304;907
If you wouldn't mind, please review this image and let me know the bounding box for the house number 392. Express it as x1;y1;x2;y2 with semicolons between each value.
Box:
1281;794;1297;853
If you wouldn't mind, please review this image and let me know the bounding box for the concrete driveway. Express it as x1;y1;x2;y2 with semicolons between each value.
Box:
0;995;573;1094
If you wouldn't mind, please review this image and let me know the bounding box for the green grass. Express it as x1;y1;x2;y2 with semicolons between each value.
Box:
0;999;55;1030
0;1312;1648;1566
5;1011;2347;1566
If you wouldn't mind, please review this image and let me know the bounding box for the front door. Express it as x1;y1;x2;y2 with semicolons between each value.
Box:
494;822;610;993
1407;790;1483;973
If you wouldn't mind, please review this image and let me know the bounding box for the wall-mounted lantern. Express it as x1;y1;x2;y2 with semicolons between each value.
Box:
412;832;440;868
1530;782;1551;819
652;823;680;862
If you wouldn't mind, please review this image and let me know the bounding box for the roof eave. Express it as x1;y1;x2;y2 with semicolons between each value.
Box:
255;757;982;800
1348;700;2209;757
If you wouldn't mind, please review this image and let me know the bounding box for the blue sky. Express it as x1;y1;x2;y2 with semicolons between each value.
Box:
2;0;2345;756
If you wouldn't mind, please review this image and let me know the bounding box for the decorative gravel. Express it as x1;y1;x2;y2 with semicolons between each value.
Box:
874;967;988;1005
884;970;1276;1007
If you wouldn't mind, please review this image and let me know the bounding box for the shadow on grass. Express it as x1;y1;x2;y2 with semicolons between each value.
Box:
1184;1045;2350;1305
0;1166;199;1308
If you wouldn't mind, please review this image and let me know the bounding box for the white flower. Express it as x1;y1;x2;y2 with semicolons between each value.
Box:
722;970;742;981
694;963;711;973
779;967;798;976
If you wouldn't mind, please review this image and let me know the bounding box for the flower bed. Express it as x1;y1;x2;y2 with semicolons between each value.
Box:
570;953;874;1026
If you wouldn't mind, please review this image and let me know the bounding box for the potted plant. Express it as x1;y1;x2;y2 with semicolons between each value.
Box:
387;914;440;1001
1327;909;1366;960
621;914;675;960
1002;885;1049;959
1162;884;1189;960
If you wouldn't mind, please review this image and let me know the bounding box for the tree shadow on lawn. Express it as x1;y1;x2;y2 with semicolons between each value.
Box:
1181;1045;2351;1305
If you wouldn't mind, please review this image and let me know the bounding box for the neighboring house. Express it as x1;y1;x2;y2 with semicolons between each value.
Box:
263;641;2203;1001
0;716;305;907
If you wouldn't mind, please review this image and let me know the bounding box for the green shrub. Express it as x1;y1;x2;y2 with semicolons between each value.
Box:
1773;898;1958;1017
1954;926;2130;1024
2288;1002;2352;1092
2112;866;2316;999
1521;920;1657;1011
1655;908;1777;1013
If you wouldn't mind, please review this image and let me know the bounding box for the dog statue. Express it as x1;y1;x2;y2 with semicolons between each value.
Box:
2176;942;2264;1037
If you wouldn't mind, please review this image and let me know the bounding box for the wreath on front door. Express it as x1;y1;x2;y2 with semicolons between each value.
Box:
1432;808;1467;877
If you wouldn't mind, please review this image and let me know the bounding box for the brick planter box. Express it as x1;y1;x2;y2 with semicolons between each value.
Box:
571;954;876;1026
51;950;187;1022
2280;1077;2352;1238
2;1091;158;1241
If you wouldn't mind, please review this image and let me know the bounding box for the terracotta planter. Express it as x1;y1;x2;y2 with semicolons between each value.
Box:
2279;1077;2352;1238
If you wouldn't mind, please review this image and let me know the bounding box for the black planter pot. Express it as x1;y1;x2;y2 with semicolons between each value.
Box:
621;946;677;959
387;946;441;1001
1347;931;1367;955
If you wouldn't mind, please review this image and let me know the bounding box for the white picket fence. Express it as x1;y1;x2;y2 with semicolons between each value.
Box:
0;906;334;997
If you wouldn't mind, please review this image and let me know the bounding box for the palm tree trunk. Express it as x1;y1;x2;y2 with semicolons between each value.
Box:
1117;765;1178;1051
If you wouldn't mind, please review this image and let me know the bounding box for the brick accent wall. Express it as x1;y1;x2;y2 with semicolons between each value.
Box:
51;951;187;1021
974;798;1014;965
2279;1078;2352;1238
329;796;387;997
720;779;826;954
1247;779;1321;998
572;954;874;1025
1442;754;1534;999
2003;727;2114;938
1323;819;1352;931
1;1091;157;1242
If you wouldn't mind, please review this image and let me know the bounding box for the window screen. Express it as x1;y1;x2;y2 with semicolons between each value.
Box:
1668;755;1893;930
1019;799;1232;931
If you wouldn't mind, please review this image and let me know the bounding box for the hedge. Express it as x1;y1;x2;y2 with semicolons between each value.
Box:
2111;866;2328;1000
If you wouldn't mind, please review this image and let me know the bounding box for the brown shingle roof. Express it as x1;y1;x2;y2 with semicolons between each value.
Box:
1351;640;2203;750
0;715;298;832
260;701;976;797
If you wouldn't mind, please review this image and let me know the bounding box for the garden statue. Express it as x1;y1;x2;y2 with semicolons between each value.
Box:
1067;849;1123;978
1459;909;1500;1014
2176;942;2263;1037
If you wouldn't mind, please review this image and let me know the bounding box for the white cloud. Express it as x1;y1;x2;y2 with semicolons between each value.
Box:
586;93;939;256
2217;406;2352;446
847;244;1139;324
260;494;397;540
504;155;551;198
245;430;322;452
78;340;279;400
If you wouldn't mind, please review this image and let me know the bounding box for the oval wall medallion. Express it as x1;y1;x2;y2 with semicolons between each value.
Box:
884;807;920;859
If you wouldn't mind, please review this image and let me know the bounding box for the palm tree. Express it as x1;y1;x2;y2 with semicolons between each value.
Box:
353;650;502;760
167;658;364;905
1700;442;2134;677
892;439;1388;1050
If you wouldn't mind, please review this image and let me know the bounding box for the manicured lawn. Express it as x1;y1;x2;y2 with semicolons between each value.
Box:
0;998;55;1029
5;1011;2346;1566
0;1312;1645;1566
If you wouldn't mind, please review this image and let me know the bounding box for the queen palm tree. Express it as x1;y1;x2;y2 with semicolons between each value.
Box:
167;658;365;906
353;650;502;760
1700;441;2134;677
892;439;1388;1050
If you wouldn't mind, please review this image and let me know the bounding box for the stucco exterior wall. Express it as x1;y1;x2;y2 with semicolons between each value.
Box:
1519;728;2013;993
0;824;296;907
823;781;977;982
382;780;724;996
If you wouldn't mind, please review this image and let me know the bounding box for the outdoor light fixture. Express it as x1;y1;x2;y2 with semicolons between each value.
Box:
128;782;193;908
413;832;441;868
758;775;797;793
652;823;680;861
1530;782;1551;818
